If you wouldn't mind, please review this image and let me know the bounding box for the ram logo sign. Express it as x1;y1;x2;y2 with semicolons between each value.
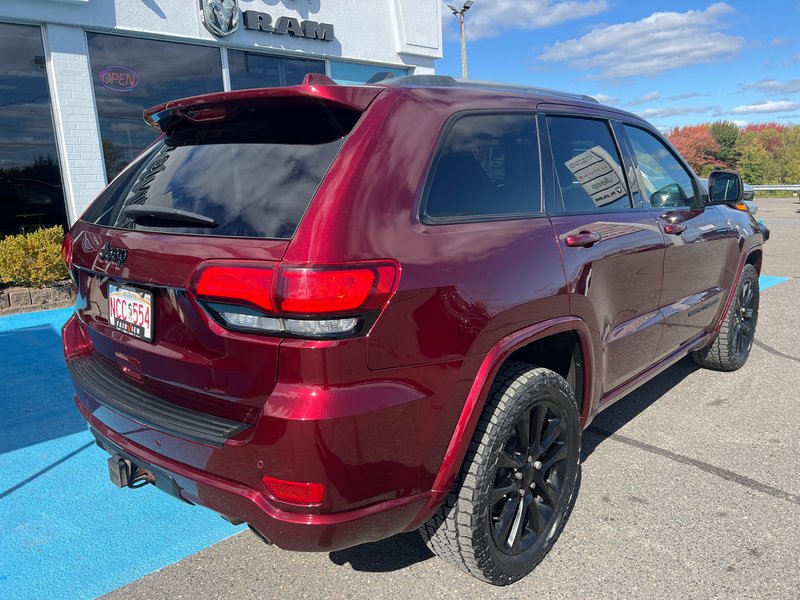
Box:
201;0;240;38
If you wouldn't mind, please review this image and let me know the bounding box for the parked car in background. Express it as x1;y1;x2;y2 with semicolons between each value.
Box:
61;75;764;585
743;181;755;202
700;178;768;240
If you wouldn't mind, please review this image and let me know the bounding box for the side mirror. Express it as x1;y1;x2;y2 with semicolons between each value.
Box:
707;170;743;203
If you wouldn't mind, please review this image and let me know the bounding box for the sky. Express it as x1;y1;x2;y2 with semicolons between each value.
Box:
437;1;800;131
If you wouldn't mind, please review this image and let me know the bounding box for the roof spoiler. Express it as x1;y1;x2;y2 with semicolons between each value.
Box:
143;74;383;134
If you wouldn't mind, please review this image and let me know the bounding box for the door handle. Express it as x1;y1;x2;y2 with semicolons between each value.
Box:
664;223;687;235
565;231;602;248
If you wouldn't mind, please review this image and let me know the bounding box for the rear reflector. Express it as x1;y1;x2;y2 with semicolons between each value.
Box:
62;314;93;362
261;475;324;505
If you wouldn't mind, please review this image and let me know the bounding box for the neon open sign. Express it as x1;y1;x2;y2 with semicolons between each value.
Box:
99;66;139;92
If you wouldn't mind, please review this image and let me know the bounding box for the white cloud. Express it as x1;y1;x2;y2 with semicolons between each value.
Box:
732;120;749;128
666;92;704;101
771;37;788;46
742;79;800;94
593;93;618;105
784;54;800;67
625;91;662;106
726;100;800;115
636;105;719;119
443;0;609;42
538;3;743;79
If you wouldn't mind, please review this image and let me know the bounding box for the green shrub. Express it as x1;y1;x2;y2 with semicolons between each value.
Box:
0;226;68;287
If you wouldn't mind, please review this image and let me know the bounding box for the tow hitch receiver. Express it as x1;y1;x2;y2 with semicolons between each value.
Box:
108;454;155;488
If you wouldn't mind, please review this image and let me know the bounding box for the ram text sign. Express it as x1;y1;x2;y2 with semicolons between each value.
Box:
243;11;335;41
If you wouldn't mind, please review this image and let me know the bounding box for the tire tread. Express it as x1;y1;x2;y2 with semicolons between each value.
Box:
693;264;759;371
420;361;578;585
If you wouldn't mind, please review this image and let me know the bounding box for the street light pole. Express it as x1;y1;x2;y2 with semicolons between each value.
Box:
448;1;474;79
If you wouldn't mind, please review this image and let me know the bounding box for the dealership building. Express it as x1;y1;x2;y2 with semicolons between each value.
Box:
0;0;442;234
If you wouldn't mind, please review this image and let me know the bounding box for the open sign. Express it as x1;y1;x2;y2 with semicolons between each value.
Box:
99;66;139;92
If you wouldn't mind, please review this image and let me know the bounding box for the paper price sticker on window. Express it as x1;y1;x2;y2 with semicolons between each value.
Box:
565;146;627;207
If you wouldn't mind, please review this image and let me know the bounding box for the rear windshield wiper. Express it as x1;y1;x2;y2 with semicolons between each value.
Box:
122;205;218;228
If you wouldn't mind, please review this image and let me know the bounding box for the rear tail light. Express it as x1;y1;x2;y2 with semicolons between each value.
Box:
190;261;400;339
275;264;397;314
261;475;324;505
61;232;74;269
194;266;274;313
61;232;77;290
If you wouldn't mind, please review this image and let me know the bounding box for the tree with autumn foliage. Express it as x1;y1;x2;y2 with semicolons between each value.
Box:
710;121;740;167
735;123;799;184
662;122;800;184
666;125;721;175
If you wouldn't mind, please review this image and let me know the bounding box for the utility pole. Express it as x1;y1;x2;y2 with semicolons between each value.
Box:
448;1;474;79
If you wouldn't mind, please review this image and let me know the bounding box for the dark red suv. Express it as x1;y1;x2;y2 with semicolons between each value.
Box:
61;75;763;585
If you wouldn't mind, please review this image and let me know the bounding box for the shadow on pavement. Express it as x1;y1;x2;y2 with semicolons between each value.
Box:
328;531;434;572
0;322;84;454
581;357;700;459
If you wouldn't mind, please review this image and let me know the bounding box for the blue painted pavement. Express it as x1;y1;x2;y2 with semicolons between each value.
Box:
0;307;243;600
759;275;791;291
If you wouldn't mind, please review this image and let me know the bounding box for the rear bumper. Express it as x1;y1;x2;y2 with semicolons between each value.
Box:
75;393;434;551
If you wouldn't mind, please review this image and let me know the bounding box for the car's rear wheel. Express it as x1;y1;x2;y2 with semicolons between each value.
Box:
692;264;759;371
421;362;580;585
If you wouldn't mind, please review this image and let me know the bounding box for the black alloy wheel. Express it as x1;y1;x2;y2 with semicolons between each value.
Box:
490;400;569;555
421;363;580;585
731;276;757;358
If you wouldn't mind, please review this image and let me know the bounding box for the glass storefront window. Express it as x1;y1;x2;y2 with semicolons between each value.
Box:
329;61;408;85
87;33;224;180
228;50;325;89
0;22;67;236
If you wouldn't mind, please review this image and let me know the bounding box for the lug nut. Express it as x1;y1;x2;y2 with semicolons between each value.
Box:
533;461;542;470
514;472;523;480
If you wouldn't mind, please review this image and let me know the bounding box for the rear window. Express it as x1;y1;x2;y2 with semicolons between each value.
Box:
82;101;355;239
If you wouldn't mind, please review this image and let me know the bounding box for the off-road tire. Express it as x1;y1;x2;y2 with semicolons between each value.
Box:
420;362;580;585
692;264;759;371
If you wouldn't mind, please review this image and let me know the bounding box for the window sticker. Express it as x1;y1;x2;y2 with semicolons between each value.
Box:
565;145;627;207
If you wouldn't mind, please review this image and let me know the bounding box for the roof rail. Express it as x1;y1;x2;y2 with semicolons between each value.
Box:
377;74;599;103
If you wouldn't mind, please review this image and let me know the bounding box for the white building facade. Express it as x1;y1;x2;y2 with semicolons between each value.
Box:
0;0;442;233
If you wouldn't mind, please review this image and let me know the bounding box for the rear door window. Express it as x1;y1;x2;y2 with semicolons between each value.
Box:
422;113;541;223
546;116;632;213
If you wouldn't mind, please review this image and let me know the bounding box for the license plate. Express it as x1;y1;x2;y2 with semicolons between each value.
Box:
108;283;154;342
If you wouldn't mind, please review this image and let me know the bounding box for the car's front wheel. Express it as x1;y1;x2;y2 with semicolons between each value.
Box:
421;362;580;585
693;263;759;371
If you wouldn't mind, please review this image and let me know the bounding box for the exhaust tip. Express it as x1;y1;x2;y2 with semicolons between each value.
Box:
248;524;273;546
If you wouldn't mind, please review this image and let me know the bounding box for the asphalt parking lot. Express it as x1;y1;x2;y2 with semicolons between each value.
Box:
3;198;798;599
